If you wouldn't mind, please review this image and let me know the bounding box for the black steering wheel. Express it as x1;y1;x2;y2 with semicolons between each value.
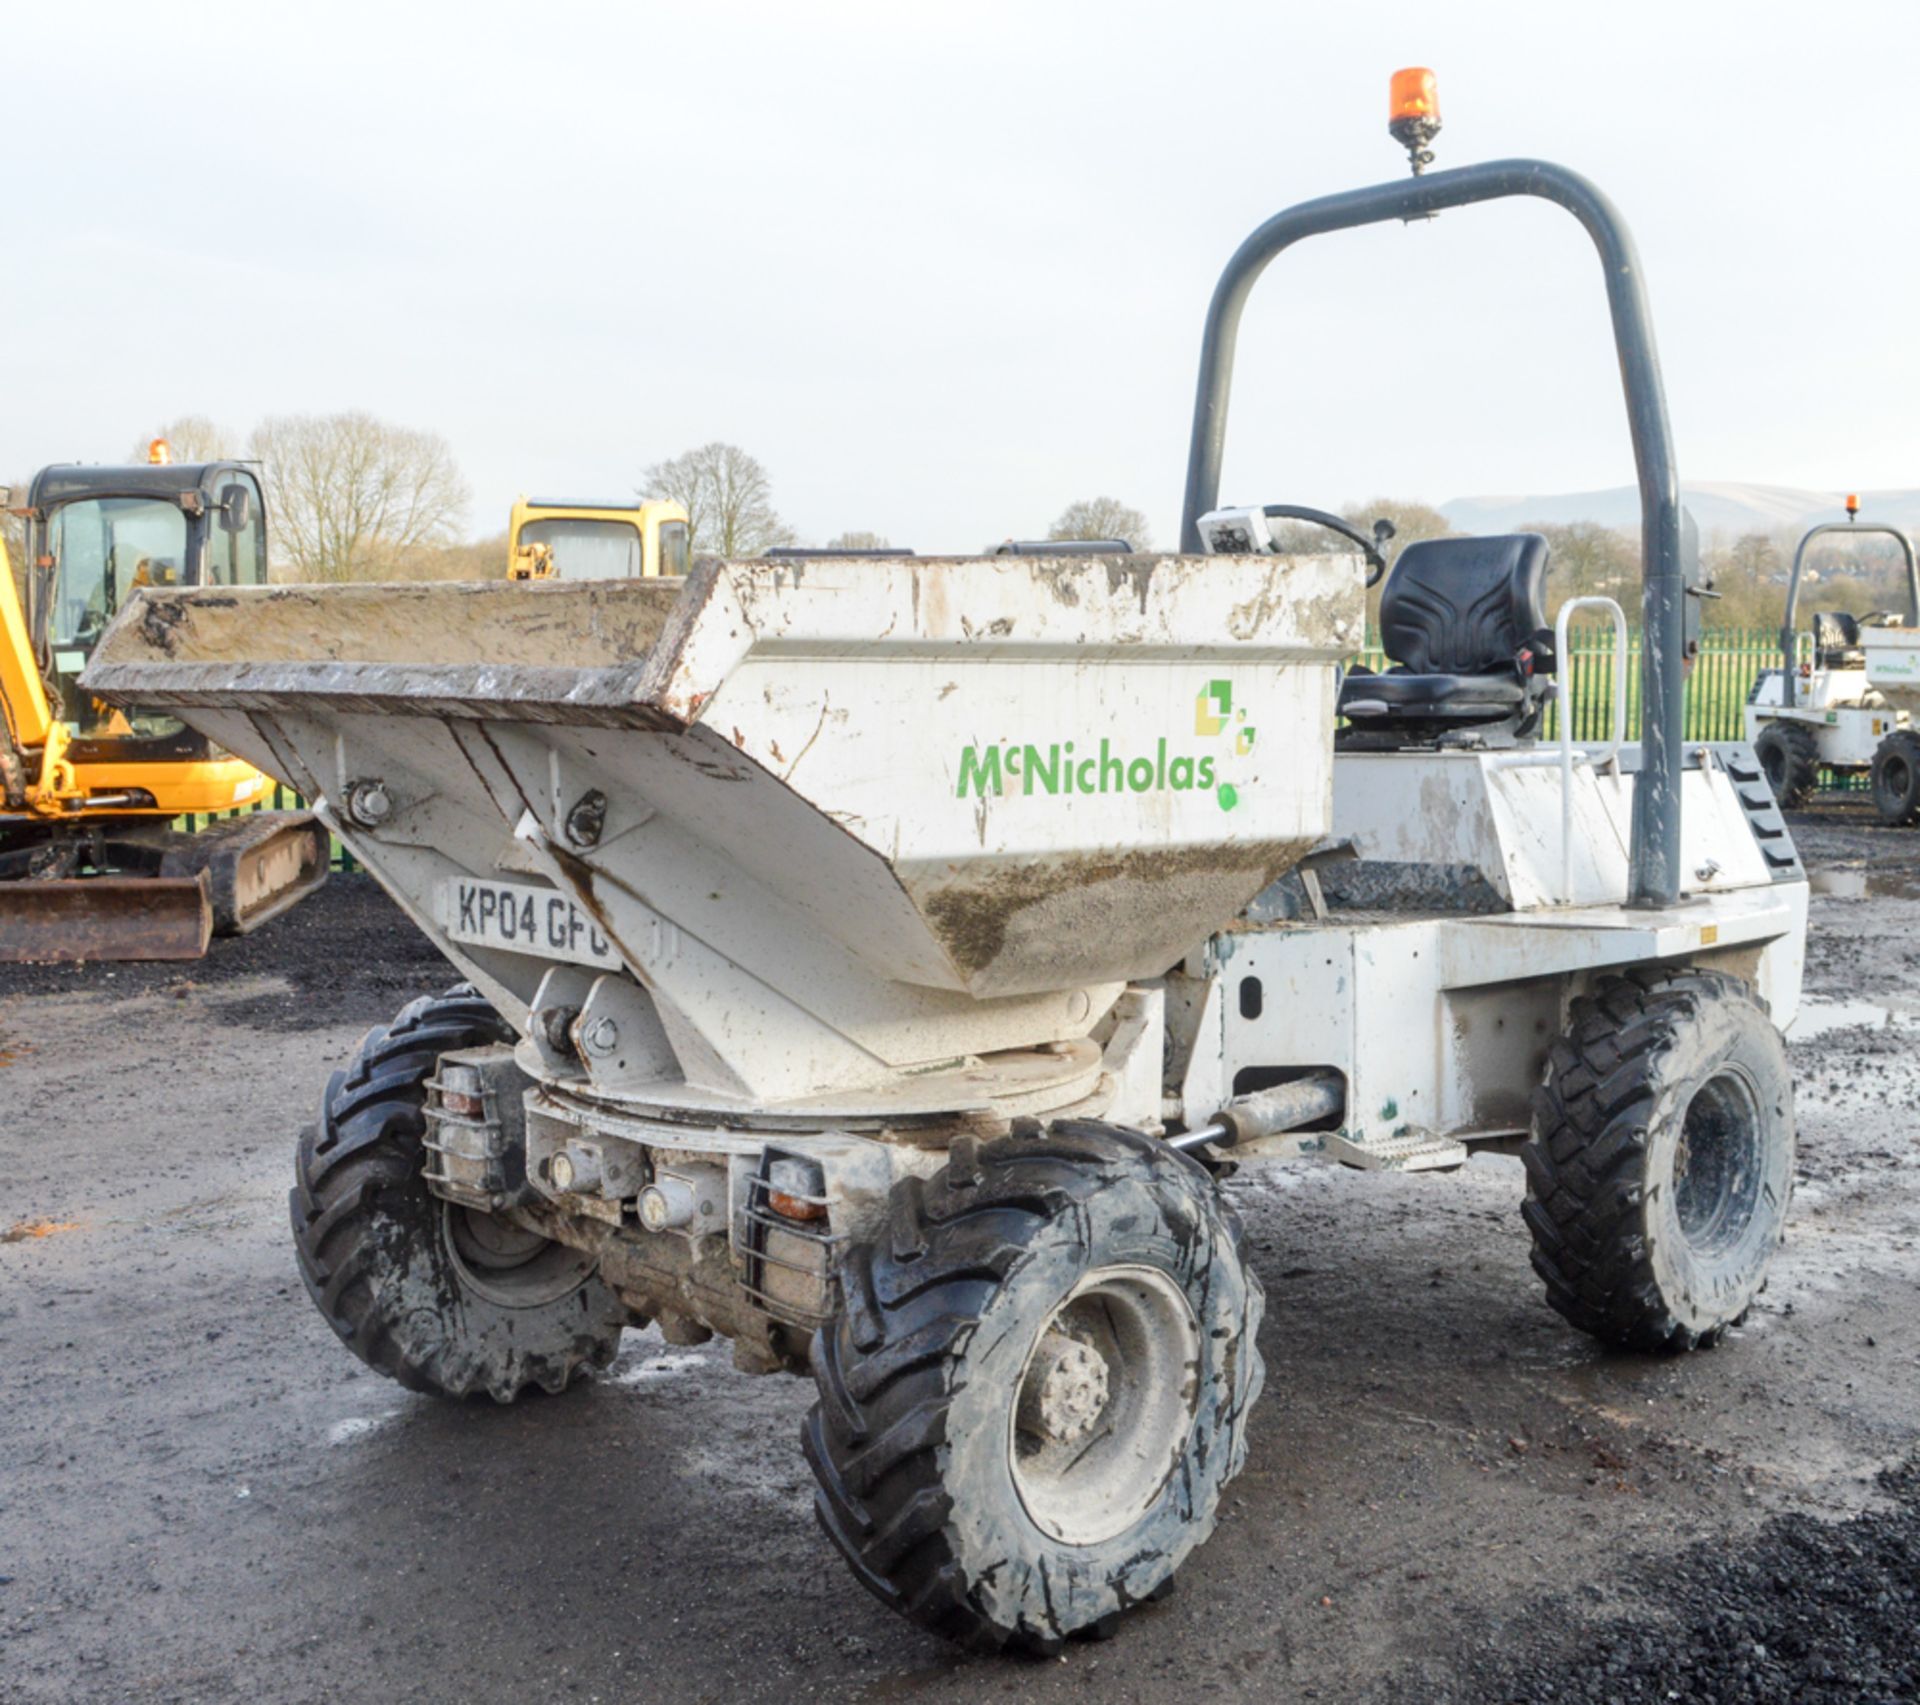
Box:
1259;505;1396;586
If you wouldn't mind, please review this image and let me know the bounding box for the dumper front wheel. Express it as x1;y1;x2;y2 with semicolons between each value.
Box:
804;1123;1264;1654
1870;729;1920;825
291;986;626;1401
1754;721;1820;807
1523;969;1793;1352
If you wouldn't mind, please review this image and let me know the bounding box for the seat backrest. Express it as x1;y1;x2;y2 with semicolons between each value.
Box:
1378;534;1549;677
1812;609;1862;659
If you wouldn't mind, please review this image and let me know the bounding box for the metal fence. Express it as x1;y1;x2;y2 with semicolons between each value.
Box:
1353;620;1784;742
176;785;361;873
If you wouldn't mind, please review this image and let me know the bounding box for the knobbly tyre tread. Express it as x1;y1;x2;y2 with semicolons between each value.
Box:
290;985;623;1401
1755;720;1820;808
1870;728;1920;826
803;1123;1264;1654
1521;967;1785;1353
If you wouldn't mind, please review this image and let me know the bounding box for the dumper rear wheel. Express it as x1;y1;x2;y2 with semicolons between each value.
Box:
291;986;626;1401
1522;968;1793;1352
1754;720;1819;807
803;1123;1264;1654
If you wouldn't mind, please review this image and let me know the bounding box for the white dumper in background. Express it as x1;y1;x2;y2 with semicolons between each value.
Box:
1744;501;1920;824
84;123;1810;1654
1862;623;1920;818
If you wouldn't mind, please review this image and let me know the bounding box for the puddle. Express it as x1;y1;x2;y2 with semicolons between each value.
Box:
1787;997;1920;1041
1809;867;1920;900
609;1351;713;1388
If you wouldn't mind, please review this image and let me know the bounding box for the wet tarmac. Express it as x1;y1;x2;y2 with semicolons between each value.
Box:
1;799;1916;1702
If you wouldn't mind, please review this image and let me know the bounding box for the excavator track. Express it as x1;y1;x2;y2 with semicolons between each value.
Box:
159;811;331;936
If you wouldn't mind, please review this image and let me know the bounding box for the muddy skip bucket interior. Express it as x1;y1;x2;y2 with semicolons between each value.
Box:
86;554;1362;1101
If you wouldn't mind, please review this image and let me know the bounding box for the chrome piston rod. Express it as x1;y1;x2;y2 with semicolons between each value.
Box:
1167;1072;1345;1152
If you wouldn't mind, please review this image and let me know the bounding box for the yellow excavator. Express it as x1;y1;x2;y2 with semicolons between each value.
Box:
506;494;691;581
0;446;328;961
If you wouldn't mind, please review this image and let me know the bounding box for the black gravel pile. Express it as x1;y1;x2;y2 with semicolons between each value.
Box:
0;872;448;1028
1426;1462;1920;1704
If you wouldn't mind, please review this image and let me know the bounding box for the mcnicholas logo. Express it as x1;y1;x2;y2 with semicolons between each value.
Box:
956;679;1255;812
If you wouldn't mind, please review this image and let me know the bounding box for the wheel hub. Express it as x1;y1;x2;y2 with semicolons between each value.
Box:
442;1202;599;1309
1673;1068;1765;1257
1007;1265;1203;1546
1017;1331;1111;1446
451;1205;549;1271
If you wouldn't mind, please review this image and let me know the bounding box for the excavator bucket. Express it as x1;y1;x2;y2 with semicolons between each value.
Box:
0;873;213;963
0;813;325;962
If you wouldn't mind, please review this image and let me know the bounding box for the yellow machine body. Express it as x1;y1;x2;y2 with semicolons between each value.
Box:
0;458;327;960
506;495;692;582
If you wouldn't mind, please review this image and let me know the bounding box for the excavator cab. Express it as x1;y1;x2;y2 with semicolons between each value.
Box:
506;495;692;581
27;461;268;750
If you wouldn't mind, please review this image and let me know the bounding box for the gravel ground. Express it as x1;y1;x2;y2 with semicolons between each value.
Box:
2;799;1917;1704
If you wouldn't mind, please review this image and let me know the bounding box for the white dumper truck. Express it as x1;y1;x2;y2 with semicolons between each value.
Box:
84;137;1809;1654
1744;500;1920;823
1860;622;1920;819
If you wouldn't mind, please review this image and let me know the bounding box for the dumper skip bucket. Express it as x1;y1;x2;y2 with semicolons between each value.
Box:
86;553;1360;1104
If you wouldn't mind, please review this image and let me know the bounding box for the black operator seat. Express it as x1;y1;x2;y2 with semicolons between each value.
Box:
1337;533;1553;734
1811;610;1864;669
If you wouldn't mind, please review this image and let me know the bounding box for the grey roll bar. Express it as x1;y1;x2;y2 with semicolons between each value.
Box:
1179;159;1686;908
1777;521;1920;709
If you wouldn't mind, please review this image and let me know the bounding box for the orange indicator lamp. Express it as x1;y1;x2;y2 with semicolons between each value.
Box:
1389;67;1441;175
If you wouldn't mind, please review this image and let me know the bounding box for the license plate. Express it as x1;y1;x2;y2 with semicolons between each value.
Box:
439;877;620;968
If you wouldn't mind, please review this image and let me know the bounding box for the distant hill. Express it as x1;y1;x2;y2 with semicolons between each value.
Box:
1442;482;1920;538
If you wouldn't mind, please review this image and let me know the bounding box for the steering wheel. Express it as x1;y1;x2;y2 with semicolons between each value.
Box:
1259;505;1396;586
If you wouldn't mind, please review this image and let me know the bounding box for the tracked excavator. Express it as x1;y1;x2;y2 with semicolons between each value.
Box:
0;446;328;961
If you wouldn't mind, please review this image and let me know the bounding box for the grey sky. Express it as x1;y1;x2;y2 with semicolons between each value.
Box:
10;0;1918;552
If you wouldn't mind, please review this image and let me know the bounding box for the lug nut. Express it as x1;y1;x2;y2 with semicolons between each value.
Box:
341;778;393;829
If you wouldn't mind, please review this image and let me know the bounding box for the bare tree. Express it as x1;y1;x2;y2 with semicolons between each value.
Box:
2;479;27;613
249;411;471;581
1521;520;1639;610
1049;496;1151;549
827;530;891;551
394;533;511;582
1728;530;1785;586
1267;498;1454;558
644;443;794;557
126;416;237;465
1340;498;1453;564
